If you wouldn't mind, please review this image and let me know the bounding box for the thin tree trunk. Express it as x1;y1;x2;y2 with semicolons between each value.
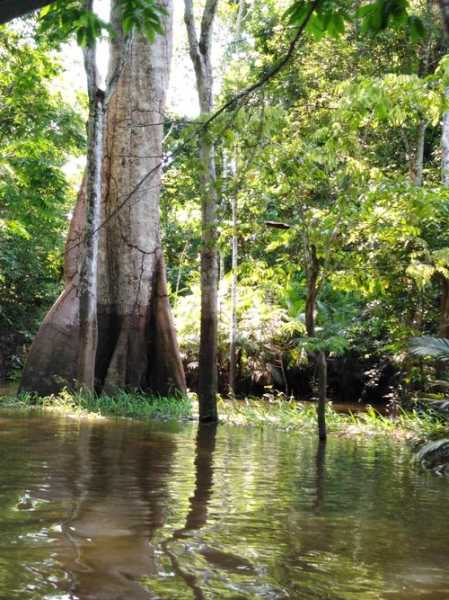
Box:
440;88;449;340
229;182;238;397
175;241;189;297
442;90;449;187
227;8;244;398
77;18;104;392
305;245;319;338
304;243;327;440
413;16;432;188
439;0;449;38
439;276;449;338
235;0;244;38
279;353;289;395
219;252;225;282
198;136;219;420
184;0;220;422
414;120;426;188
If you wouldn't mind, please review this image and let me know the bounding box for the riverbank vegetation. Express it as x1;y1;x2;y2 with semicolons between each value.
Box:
0;389;193;421
1;388;448;444
3;1;449;438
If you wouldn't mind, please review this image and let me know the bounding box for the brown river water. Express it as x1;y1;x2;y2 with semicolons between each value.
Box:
0;410;448;599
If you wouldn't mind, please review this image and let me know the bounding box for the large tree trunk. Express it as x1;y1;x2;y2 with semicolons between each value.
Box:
20;0;186;397
184;0;220;422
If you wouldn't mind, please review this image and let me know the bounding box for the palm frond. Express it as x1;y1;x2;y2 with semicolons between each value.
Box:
409;336;449;361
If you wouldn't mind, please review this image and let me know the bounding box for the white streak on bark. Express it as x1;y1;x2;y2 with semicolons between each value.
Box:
229;151;238;397
442;87;449;186
77;8;104;391
440;81;449;339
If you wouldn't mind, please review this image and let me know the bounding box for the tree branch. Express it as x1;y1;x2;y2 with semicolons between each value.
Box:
184;0;201;69
203;0;321;128
265;221;291;229
199;0;219;55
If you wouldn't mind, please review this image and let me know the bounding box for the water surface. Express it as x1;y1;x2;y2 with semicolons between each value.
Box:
0;411;448;599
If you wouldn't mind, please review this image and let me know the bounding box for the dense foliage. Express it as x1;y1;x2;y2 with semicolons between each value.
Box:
161;0;449;403
0;26;84;377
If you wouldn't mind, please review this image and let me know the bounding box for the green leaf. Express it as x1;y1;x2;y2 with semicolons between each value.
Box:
408;15;425;42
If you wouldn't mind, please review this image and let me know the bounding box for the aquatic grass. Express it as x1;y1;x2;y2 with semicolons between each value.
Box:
216;396;342;432
215;397;449;441
0;388;192;422
1;387;448;442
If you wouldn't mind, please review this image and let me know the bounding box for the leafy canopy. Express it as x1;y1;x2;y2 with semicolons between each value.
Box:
285;0;425;40
39;0;166;46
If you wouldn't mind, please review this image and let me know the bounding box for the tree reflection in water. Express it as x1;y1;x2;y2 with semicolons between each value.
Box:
160;422;217;600
4;415;449;599
314;440;326;513
56;422;177;600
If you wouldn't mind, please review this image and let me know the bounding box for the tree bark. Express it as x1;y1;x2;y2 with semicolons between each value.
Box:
304;243;327;440
439;0;449;38
414;120;426;188
442;91;449;187
235;0;244;38
413;15;432;188
175;241;189;297
439;275;449;338
305;245;319;338
20;0;186;397
440;80;449;340
77;11;104;392
228;166;238;398
184;0;220;422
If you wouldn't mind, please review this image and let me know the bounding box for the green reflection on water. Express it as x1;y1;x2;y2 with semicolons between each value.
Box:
0;413;448;599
